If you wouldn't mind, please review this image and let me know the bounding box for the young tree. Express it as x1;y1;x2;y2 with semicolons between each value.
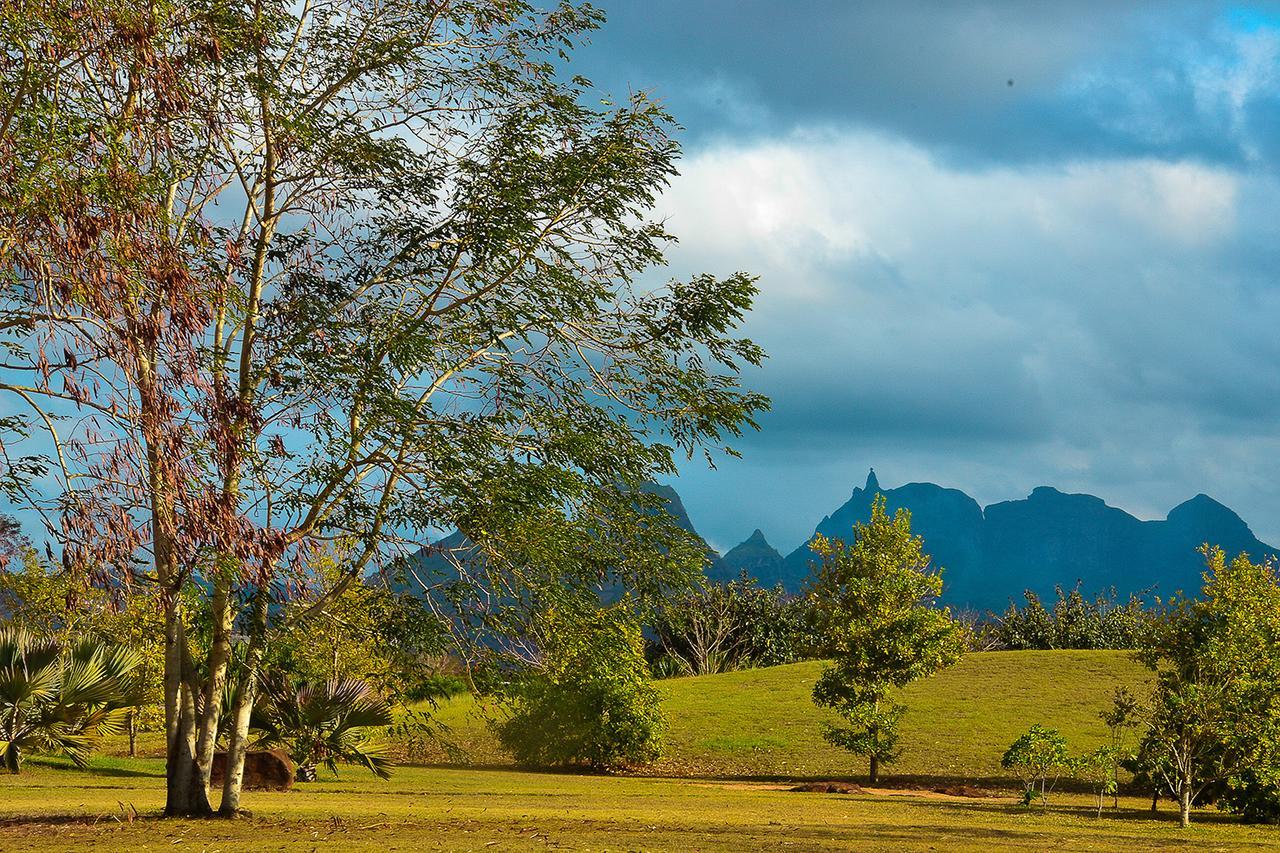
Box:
806;494;967;784
0;1;765;816
1136;546;1280;827
1001;724;1069;809
1073;745;1123;817
1100;686;1139;809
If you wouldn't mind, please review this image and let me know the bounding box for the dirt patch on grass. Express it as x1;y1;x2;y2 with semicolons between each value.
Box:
791;781;866;794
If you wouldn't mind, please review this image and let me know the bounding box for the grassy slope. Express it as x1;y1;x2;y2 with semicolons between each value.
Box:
418;650;1151;782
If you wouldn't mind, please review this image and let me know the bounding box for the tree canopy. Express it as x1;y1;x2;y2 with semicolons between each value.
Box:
0;0;765;815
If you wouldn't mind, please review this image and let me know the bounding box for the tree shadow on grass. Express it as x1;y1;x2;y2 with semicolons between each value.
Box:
24;756;164;780
902;796;1251;829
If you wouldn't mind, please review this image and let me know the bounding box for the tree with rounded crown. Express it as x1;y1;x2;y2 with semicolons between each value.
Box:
806;494;967;784
0;0;766;815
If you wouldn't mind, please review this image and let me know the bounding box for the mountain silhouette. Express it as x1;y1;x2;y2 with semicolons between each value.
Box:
403;472;1276;614
719;529;784;584
759;471;1278;611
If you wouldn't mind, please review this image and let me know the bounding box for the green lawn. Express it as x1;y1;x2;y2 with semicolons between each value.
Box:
417;650;1151;783
2;650;1272;851
3;760;1276;851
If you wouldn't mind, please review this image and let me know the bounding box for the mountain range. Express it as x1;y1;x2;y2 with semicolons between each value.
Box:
407;470;1278;614
710;469;1278;612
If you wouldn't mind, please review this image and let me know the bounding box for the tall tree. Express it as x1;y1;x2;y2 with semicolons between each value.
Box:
0;0;765;815
806;494;967;783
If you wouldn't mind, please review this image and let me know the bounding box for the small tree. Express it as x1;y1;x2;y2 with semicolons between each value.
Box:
1136;546;1280;827
1002;724;1070;809
1074;745;1123;817
1100;686;1139;809
496;605;663;770
806;494;968;784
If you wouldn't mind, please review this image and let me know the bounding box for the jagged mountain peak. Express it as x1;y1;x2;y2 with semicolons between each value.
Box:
774;470;1277;611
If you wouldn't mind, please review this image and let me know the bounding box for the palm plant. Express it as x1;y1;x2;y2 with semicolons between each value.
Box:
0;627;143;772
250;672;394;781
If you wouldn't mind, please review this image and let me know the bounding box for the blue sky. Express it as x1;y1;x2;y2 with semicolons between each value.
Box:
570;1;1280;554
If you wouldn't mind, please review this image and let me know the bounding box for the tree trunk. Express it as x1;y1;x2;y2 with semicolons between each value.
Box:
194;573;237;793
869;753;878;785
163;578;213;816
219;586;270;816
1151;789;1158;812
128;710;137;757
1178;764;1193;828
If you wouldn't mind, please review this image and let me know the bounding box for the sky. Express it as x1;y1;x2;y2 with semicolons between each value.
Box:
569;1;1280;554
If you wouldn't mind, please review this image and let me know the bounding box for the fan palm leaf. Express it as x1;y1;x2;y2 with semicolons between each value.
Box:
250;671;396;780
0;627;142;772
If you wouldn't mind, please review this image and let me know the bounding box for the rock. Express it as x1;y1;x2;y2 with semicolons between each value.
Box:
210;749;295;791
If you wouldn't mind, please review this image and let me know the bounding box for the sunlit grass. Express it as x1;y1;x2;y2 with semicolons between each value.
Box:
416;650;1151;782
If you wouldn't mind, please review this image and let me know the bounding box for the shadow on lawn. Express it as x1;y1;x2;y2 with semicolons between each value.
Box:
26;757;164;780
903;796;1250;828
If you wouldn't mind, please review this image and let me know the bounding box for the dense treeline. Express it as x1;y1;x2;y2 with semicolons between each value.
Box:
975;585;1152;651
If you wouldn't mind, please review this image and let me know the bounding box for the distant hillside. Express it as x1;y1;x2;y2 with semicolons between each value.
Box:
759;470;1279;611
411;650;1149;782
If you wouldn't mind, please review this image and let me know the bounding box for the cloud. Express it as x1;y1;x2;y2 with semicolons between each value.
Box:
580;2;1280;168
648;129;1280;552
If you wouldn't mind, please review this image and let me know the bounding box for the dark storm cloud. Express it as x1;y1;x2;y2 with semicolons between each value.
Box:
578;1;1280;167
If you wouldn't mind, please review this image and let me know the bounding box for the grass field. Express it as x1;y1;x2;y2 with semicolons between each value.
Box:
418;650;1151;782
3;759;1277;851
4;649;1271;851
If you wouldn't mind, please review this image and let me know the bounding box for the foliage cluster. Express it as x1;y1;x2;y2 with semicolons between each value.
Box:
649;574;808;677
980;585;1150;650
495;605;663;770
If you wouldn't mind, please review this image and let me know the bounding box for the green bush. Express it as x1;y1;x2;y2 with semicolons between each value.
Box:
496;606;663;770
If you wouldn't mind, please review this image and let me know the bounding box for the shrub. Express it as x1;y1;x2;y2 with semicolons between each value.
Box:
0;628;142;772
651;574;808;676
496;606;663;770
250;672;395;781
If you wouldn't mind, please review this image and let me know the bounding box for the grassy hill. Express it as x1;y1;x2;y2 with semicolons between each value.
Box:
415;650;1150;783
